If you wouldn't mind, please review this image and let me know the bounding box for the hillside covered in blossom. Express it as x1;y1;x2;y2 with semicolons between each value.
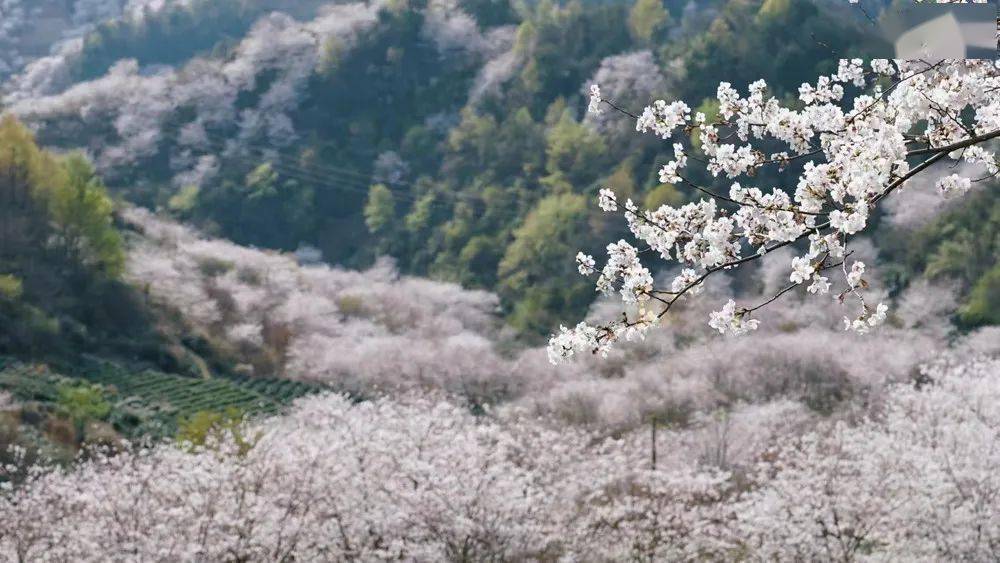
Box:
3;0;913;336
0;0;999;560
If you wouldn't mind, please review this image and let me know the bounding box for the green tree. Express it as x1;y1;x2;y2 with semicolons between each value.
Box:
458;235;505;287
605;159;638;203
405;192;440;235
57;383;112;444
177;408;256;455
364;184;397;234
167;184;200;213
960;266;1000;327
629;0;670;44
499;193;595;336
0;116;59;269
543;111;607;190
0;275;23;301
644;183;684;210
245;163;279;200
756;0;793;23
49;154;125;277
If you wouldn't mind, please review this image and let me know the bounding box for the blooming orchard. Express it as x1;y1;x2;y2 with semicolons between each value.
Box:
119;206;996;431
736;356;1000;560
3;357;1000;560
552;59;1000;363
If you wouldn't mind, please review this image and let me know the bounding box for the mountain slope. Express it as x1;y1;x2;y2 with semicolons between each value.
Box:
0;116;322;462
3;0;890;336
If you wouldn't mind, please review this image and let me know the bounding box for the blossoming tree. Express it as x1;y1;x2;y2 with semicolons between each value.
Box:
3;357;999;560
549;58;999;363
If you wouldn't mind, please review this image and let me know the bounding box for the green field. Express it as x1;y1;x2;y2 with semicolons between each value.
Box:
0;355;326;439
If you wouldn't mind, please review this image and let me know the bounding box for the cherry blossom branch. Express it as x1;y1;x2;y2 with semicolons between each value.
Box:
744;252;849;315
844;60;944;126
596;97;639;120
905;128;1000;157
552;60;1000;363
677;175;828;217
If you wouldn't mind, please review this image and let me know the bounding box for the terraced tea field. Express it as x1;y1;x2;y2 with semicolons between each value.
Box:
0;356;326;437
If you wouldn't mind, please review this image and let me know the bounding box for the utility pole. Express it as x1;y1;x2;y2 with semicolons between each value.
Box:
650;415;657;471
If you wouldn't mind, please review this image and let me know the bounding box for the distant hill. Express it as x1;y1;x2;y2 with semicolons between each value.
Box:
3;0;901;337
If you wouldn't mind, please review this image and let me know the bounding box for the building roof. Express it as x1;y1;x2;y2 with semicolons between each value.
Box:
881;3;997;59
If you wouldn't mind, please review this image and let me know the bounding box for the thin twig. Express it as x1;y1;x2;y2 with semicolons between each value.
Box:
600;98;638;120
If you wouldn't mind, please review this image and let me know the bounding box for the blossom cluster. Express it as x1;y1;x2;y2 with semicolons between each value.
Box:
937;173;972;195
551;59;999;363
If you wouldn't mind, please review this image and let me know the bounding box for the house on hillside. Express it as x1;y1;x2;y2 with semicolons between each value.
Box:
881;3;997;59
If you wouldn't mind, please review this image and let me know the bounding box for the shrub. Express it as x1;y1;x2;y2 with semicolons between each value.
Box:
0;275;23;301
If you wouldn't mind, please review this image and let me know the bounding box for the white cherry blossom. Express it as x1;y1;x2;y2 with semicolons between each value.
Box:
709;299;760;336
587;83;602;115
789;257;815;284
576;252;596;276
549;59;1000;363
598;187;618;212
936;173;972;196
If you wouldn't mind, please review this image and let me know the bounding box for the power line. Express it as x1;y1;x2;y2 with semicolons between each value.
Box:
190;131;542;217
193;136;420;202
